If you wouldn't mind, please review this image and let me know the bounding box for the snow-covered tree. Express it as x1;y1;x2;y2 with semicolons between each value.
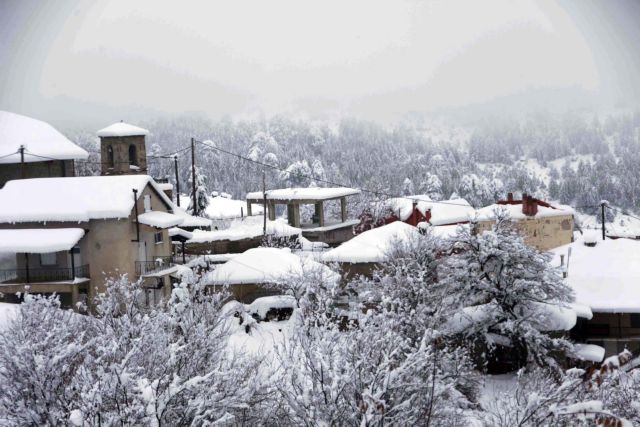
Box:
402;177;414;196
438;214;576;375
0;277;271;425
187;166;209;217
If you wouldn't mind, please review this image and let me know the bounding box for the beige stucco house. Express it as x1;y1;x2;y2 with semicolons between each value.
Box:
0;175;184;308
475;193;574;251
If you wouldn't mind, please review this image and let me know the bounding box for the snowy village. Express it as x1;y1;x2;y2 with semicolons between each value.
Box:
2;1;640;426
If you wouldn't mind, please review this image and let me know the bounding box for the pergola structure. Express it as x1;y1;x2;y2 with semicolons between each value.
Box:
246;187;359;227
246;187;361;245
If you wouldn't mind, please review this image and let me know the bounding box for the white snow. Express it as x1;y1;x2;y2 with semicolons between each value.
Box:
322;221;421;263
246;187;360;201
137;211;184;229
552;236;640;313
205;195;263;220
573;343;605;362
0;228;85;253
475;203;574;222
96;122;149;137
0;175;174;223
168;227;193;240
157;183;173;191
187;219;300;243
384;195;474;225
170;205;212;228
0;111;89;164
247;295;297;319
0;303;19;329
204;247;338;286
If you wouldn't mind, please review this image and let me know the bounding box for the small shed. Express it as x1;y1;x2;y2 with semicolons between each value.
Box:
322;221;422;279
203;247;338;303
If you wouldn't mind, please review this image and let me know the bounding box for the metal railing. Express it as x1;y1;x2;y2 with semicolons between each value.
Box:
0;264;90;284
135;256;174;275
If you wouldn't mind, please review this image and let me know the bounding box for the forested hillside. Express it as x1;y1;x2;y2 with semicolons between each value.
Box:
68;111;640;213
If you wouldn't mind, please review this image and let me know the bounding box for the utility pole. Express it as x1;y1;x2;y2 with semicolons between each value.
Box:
262;170;267;236
19;145;25;178
191;138;197;216
601;201;607;241
174;155;181;207
132;189;140;242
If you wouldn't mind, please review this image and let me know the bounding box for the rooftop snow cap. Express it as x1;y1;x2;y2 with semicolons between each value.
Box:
97;121;149;137
0;111;89;164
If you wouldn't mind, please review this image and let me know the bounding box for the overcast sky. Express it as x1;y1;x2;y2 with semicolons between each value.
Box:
1;0;639;127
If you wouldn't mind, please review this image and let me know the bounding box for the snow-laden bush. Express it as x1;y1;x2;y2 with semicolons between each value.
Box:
0;278;270;426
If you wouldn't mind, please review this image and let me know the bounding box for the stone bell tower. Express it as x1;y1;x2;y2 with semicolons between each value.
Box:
97;121;149;175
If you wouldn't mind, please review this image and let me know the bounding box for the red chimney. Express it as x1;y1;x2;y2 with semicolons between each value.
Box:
529;195;538;216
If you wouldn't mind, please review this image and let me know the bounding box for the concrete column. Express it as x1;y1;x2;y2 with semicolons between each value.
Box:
71;284;79;311
287;204;295;227
315;202;324;226
268;202;276;221
293;203;301;228
246;201;252;216
340;197;347;223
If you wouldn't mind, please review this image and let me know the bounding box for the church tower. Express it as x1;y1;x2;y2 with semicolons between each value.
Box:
97;121;149;175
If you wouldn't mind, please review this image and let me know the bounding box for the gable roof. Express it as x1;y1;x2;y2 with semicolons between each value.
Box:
0;111;89;164
322;221;421;263
0;175;173;223
97;122;149;137
204;247;338;285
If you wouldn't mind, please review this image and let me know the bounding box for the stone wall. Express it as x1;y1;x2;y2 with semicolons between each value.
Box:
0;160;75;188
100;135;147;175
476;214;574;251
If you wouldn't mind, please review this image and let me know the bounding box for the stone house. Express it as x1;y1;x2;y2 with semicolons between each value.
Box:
0;175;184;308
0;111;88;188
475;193;574;251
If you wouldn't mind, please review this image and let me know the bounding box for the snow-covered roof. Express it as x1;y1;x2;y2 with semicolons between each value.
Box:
475;203;574;222
171;205;212;228
552;236;640;313
168;227;193;240
0;111;89;164
246;187;360;201
322;221;421;264
0;228;85;253
187;219;300;243
0;175;173;223
157;183;173;191
204;247;338;286
205;195;263;220
137;211;183;229
384;196;474;225
96;122;149;137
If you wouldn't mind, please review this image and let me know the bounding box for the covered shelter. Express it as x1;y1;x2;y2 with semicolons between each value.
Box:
246;187;361;245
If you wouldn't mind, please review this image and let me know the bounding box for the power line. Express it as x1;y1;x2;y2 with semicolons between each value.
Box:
606;205;640;222
0;151;19;161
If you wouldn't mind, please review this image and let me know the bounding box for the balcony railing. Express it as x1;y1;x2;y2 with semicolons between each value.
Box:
135;256;174;276
0;264;90;284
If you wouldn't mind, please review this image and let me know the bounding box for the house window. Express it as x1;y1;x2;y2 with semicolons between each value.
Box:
129;144;138;166
154;231;164;244
40;252;57;266
144;194;152;212
107;145;114;168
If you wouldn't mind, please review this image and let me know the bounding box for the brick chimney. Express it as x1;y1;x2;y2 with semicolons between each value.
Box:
507;192;513;202
522;195;538;216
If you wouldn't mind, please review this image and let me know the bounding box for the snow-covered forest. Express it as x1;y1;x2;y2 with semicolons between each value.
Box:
70;110;640;213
